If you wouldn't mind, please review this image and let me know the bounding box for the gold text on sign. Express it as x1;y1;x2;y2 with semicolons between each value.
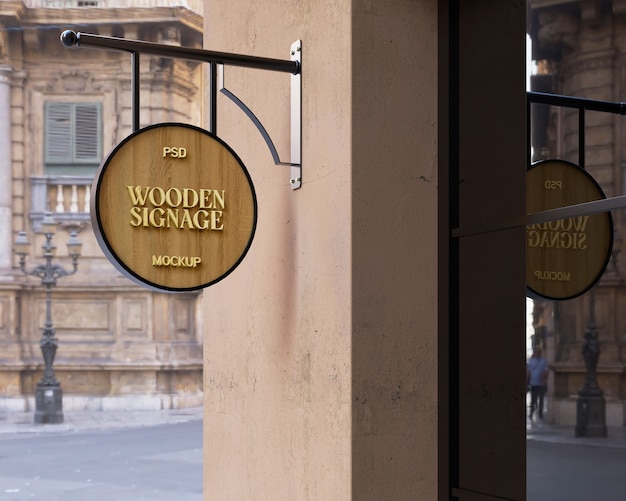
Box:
526;216;589;250
152;255;202;268
162;147;187;158
533;270;571;282
127;186;225;231
544;180;562;190
126;186;224;209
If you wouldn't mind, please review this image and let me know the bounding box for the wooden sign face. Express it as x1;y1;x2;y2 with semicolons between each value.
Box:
527;159;612;300
92;123;257;292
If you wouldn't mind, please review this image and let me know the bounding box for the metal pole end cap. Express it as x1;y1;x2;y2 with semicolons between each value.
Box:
60;30;78;48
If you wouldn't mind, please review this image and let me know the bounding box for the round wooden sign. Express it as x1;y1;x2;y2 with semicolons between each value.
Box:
92;123;257;292
527;159;613;300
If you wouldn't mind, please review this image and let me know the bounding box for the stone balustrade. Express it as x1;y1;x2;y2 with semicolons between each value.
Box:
30;175;92;231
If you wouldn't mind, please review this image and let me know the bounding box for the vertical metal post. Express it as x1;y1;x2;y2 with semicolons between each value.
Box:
131;51;140;132
527;98;532;166
579;107;585;169
209;63;217;135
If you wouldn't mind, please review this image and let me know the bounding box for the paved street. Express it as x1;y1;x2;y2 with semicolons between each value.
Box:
0;420;202;500
1;406;625;500
528;439;626;501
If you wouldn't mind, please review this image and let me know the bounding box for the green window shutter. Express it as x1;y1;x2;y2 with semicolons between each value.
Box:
45;103;72;164
45;102;102;167
74;103;101;163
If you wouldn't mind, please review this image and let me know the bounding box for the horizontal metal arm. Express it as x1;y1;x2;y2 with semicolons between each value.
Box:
528;91;626;115
452;194;626;239
60;30;300;75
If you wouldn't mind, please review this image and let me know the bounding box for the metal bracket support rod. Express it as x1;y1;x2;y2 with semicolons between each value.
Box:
130;51;217;134
217;39;301;189
528;91;626;115
61;30;301;187
131;51;140;132
452;194;626;239
61;31;300;75
209;63;217;135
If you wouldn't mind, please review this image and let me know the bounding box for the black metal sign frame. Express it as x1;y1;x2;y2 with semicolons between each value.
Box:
452;91;626;239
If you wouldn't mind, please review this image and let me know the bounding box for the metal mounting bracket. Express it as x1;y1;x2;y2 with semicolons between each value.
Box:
218;40;302;189
290;40;302;189
59;30;302;190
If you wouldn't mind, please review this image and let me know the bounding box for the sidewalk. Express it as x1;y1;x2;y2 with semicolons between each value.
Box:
526;418;626;449
0;406;203;435
1;406;624;449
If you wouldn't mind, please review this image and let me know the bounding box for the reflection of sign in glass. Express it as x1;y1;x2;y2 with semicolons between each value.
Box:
92;123;257;292
527;159;613;300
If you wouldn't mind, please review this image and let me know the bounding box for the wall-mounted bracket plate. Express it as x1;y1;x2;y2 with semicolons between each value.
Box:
290;40;302;190
218;40;301;189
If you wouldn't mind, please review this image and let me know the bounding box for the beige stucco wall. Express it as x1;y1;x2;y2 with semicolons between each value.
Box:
203;0;438;499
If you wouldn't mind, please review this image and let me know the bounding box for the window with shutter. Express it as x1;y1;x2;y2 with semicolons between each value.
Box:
44;102;102;175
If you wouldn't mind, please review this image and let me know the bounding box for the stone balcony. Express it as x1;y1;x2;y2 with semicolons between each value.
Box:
29;175;91;231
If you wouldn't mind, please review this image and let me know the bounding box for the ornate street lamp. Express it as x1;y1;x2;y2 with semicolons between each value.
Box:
13;213;82;424
574;228;622;437
574;288;607;437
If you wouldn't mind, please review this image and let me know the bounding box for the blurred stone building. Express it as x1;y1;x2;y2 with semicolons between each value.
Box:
0;0;205;411
528;0;626;426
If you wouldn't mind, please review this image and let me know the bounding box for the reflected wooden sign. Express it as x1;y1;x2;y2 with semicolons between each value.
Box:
92;123;257;292
527;159;612;300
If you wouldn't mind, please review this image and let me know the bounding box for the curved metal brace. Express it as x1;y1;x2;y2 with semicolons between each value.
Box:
218;40;302;189
218;66;284;165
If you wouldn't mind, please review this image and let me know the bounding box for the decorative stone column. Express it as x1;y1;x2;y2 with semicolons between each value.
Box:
0;66;12;272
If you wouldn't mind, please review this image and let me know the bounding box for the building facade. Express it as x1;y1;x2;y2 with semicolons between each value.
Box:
529;0;626;427
0;0;205;412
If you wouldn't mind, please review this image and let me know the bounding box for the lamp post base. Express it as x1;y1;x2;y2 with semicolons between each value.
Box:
575;394;607;437
34;385;64;424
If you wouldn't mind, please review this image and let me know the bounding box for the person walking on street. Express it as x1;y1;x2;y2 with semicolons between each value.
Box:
527;346;549;421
